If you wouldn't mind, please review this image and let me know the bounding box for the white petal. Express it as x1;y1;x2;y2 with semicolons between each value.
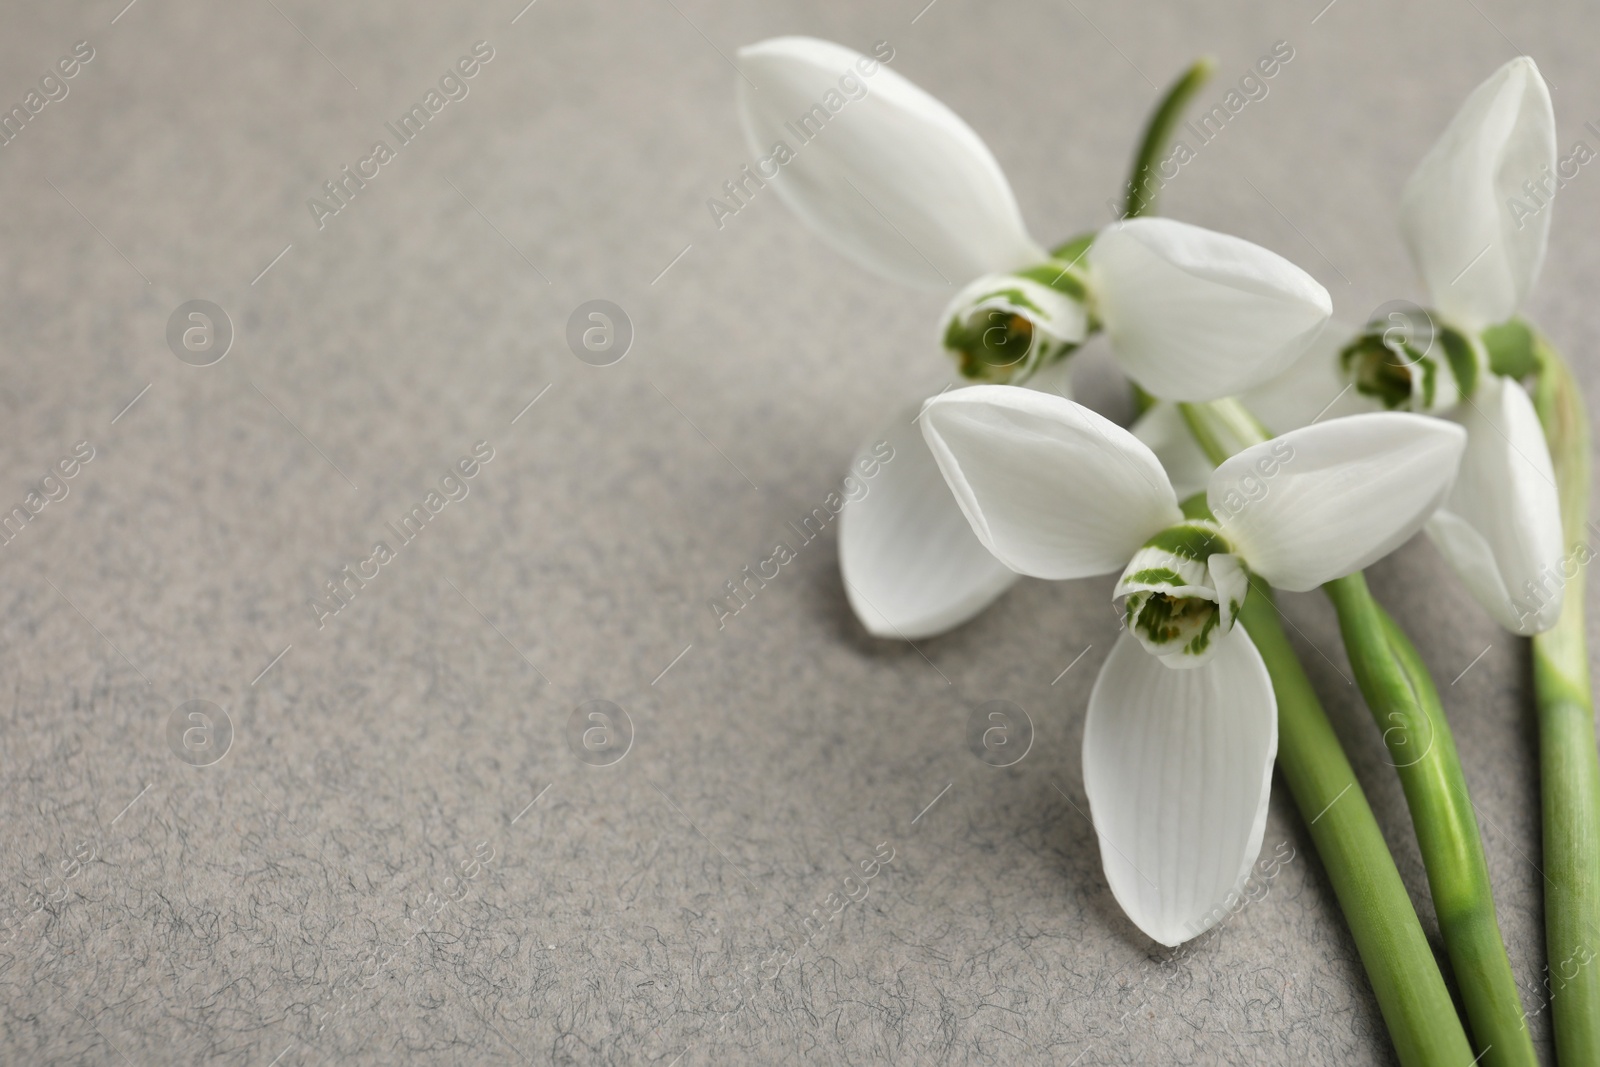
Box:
1210;413;1467;590
1400;57;1556;329
1241;318;1381;434
1426;377;1565;633
1088;217;1332;402
1130;402;1216;500
1084;630;1277;947
736;37;1043;288
838;398;1018;639
920;386;1182;580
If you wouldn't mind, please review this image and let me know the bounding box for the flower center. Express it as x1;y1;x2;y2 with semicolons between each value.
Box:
1113;521;1248;667
1128;590;1220;653
939;263;1091;384
1345;335;1418;408
949;307;1034;379
1339;312;1481;413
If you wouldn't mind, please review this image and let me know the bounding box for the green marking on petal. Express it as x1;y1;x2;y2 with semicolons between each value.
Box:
1115;522;1241;661
1144;522;1228;562
1438;325;1479;399
1419;352;1438;409
1125;567;1186;587
1342;334;1414;410
1183;607;1221;656
1340;313;1479;413
972;287;1043;314
1129;589;1219;653
1016;262;1089;302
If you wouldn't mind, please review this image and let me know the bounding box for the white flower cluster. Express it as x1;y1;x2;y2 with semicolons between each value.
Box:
739;37;1569;948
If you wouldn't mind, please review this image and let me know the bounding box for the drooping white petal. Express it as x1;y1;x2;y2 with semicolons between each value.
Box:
1425;377;1565;633
736;37;1043;289
1130;402;1217;500
920;386;1182;580
1088;217;1333;402
1210;413;1467;591
838;397;1019;639
1083;630;1277;947
1400;57;1556;329
1241;319;1381;434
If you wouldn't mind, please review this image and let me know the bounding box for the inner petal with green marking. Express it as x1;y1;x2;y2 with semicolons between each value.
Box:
1338;314;1483;414
940;262;1091;384
1112;521;1248;668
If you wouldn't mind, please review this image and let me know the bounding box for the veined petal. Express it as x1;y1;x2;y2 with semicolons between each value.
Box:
1400;57;1556;329
736;37;1043;288
1131;402;1218;500
1088;217;1332;402
1210;413;1467;591
838;397;1018;639
1426;376;1565;633
1083;629;1277;947
920;386;1182;580
1242;319;1381;434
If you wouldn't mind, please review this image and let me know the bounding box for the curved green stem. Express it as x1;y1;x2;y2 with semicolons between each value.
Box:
1324;572;1536;1067
1120;57;1214;220
1531;333;1600;1064
1239;586;1475;1066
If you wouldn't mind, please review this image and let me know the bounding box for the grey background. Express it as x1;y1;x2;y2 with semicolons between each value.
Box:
0;0;1594;1063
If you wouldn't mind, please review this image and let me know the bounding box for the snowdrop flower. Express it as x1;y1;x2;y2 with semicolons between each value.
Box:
736;36;1331;638
920;386;1466;944
1222;57;1564;634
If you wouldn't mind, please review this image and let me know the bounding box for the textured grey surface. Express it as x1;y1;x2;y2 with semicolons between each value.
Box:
0;0;1597;1063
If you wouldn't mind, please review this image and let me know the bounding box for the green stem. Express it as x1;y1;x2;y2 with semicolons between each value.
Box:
1239;586;1475;1066
1180;399;1492;1061
1531;334;1600;1064
1121;57;1214;220
1325;572;1536;1067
